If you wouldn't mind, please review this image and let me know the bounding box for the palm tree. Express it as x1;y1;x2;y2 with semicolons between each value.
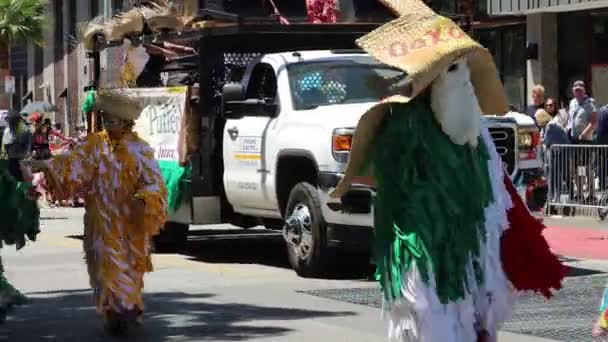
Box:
0;0;48;47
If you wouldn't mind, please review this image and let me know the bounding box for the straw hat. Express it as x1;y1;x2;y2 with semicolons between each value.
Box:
79;17;113;51
140;0;184;33
79;9;144;51
330;0;508;198
94;90;143;121
144;14;185;33
108;8;145;42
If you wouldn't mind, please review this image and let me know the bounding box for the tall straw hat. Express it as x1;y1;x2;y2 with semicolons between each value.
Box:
140;0;185;33
330;0;509;198
94;90;143;121
79;17;113;51
108;8;145;42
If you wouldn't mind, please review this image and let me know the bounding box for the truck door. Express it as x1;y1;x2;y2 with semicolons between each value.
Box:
223;63;277;211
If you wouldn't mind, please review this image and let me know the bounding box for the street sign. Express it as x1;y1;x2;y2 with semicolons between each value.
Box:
0;110;7;127
4;75;15;94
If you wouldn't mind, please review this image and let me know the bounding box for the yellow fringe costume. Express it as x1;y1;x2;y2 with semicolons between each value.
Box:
43;130;167;318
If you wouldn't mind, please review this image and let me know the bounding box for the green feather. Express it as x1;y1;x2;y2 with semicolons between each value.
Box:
82;90;96;114
370;97;493;304
0;159;40;251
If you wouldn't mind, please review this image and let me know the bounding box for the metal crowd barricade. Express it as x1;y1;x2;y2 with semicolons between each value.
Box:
546;144;608;218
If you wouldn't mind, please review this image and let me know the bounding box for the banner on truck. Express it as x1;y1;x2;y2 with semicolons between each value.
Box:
115;87;188;162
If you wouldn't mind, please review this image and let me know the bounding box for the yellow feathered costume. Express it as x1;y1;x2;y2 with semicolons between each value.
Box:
42;91;167;321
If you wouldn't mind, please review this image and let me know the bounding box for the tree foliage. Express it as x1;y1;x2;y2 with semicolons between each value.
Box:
0;0;48;46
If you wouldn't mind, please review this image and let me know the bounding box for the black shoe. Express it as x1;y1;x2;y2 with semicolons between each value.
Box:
104;311;129;338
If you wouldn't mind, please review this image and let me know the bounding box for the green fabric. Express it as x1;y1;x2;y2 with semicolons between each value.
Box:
82;90;96;113
158;160;191;213
0;270;27;307
370;97;493;304
0;160;40;250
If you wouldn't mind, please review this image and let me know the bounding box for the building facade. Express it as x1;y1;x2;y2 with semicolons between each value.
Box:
21;0;101;135
488;0;608;108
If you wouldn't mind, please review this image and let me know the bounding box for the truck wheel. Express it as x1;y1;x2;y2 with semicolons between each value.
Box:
153;222;189;253
283;182;328;278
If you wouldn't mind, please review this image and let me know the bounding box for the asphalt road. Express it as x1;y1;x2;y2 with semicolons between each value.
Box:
0;208;597;341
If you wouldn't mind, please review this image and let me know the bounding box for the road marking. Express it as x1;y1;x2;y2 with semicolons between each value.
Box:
234;153;261;160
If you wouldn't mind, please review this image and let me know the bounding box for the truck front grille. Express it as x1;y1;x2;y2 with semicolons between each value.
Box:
489;127;516;175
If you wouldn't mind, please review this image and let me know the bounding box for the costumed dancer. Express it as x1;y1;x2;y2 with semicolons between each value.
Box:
330;0;566;341
595;289;608;336
23;90;168;336
0;112;41;322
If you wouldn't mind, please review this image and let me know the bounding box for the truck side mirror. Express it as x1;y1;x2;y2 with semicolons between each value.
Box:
222;83;246;120
222;83;245;103
222;83;278;119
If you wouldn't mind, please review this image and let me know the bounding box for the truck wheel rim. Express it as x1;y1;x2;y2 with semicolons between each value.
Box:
284;203;313;260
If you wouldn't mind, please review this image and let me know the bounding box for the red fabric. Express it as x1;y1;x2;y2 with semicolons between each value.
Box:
28;112;42;123
501;175;567;298
306;0;338;23
49;130;75;153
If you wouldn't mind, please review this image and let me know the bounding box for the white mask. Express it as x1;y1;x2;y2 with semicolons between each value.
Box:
430;58;482;147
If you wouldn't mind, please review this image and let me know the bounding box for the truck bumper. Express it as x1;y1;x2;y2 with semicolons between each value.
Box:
318;172;374;251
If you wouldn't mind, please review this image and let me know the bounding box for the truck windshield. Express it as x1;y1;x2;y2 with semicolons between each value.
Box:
287;57;405;110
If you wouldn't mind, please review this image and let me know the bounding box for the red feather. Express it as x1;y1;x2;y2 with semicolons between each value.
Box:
501;175;567;298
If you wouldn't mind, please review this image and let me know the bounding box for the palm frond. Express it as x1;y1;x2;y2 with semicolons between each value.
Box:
0;0;49;46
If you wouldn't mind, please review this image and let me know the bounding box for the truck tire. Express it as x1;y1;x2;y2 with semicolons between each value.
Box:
283;182;328;278
153;222;189;253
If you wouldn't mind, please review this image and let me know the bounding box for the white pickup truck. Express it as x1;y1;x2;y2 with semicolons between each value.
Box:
164;50;545;277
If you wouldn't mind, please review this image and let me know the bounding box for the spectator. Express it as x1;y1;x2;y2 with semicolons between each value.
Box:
526;84;546;118
1;112;31;181
568;80;597;143
595;104;608;192
567;80;598;202
544;97;558;117
543;110;570;213
29;113;51;160
535;108;552;132
596;104;608;145
48;122;72;154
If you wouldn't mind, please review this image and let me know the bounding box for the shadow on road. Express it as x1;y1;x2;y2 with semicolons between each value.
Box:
68;229;375;280
183;228;290;269
558;255;606;277
0;289;355;341
182;228;375;280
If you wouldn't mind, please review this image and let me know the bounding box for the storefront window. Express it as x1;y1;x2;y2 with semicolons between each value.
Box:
475;25;526;112
592;13;608;64
503;27;527;112
558;12;590;106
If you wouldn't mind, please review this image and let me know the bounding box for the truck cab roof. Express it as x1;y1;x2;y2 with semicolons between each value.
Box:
256;50;376;67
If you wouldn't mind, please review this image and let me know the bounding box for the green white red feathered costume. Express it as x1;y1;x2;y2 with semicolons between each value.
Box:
330;0;566;339
369;95;565;341
0;159;41;321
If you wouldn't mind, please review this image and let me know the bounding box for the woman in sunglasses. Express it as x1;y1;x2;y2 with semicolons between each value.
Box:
22;90;168;336
544;98;558;117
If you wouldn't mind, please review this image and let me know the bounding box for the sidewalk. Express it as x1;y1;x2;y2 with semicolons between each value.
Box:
544;217;608;261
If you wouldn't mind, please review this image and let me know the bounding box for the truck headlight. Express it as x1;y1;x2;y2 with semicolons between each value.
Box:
518;128;540;149
332;128;354;163
518;128;540;160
